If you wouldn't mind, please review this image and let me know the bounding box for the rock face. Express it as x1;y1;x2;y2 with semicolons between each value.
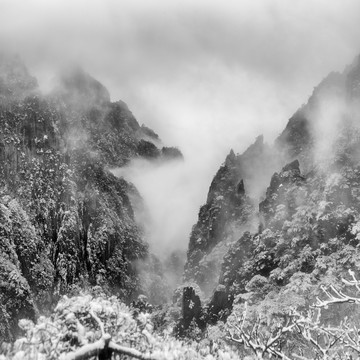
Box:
184;135;280;296
179;287;204;332
0;55;179;340
184;54;360;319
183;154;254;296
259;159;305;226
0;53;37;100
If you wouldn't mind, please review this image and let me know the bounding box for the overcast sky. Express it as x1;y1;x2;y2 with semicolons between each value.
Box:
1;0;360;255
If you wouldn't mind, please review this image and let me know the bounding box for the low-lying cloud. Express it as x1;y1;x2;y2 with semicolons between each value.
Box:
112;158;202;257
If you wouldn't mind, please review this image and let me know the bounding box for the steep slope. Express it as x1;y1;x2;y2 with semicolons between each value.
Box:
184;54;360;317
276;54;360;168
184;135;281;296
0;55;179;340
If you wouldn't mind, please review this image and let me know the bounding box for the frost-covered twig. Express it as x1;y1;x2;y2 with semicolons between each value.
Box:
228;302;294;359
314;270;360;308
314;284;360;308
89;308;105;337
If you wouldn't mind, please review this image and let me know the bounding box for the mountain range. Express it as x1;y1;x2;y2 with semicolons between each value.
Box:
2;52;360;358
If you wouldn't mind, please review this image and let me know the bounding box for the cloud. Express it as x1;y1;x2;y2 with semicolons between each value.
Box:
1;0;360;257
112;158;203;256
1;0;359;89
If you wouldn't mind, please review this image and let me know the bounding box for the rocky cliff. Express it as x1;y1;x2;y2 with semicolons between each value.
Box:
184;135;279;295
0;54;180;340
184;54;360;319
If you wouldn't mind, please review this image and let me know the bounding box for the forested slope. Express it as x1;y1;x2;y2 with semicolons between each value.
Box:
0;54;180;340
183;55;360;335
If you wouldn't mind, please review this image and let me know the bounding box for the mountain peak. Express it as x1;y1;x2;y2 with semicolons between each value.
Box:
225;149;236;165
54;63;110;107
345;53;360;73
345;53;360;101
0;53;38;99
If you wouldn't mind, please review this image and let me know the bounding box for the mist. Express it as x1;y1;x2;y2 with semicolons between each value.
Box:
112;158;201;257
1;0;360;258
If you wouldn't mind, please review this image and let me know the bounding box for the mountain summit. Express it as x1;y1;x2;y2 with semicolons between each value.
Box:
53;64;110;107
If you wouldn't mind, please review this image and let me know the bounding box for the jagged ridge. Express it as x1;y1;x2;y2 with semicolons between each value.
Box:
183;54;360;328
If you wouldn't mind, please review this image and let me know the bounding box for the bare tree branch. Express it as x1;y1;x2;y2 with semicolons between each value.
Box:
62;333;160;360
89;309;105;337
110;341;159;360
63;334;111;360
228;302;295;359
